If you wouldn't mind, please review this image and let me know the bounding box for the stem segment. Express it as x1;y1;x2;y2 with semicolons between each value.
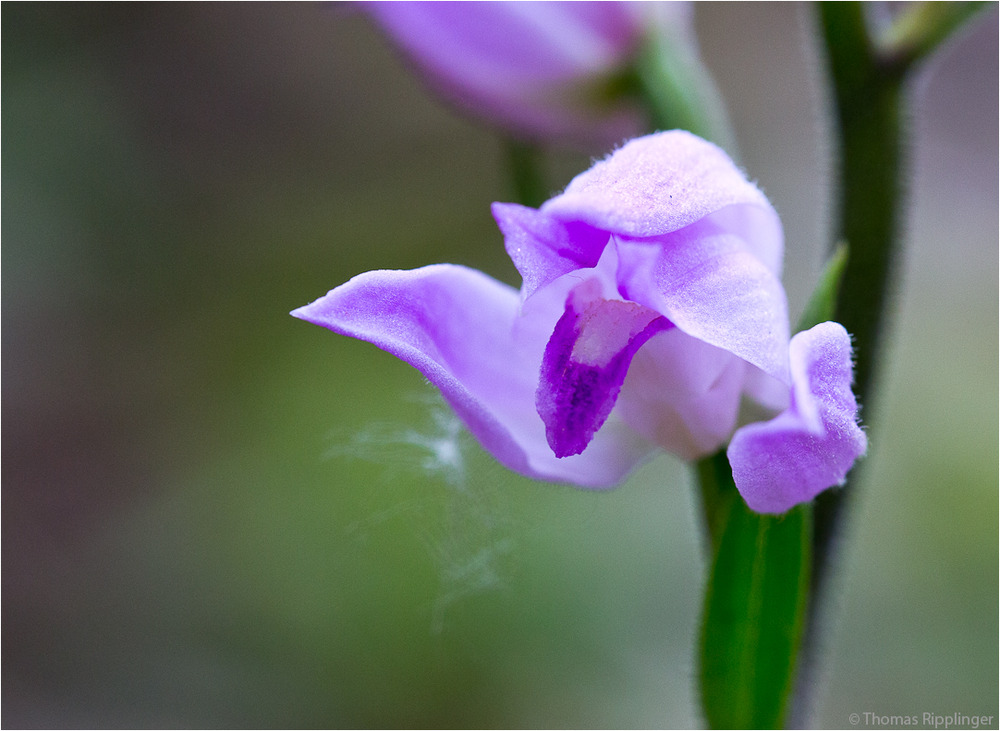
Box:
793;2;991;723
821;2;903;407
698;4;990;727
503;138;549;210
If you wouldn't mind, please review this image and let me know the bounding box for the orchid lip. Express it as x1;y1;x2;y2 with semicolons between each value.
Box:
536;277;674;458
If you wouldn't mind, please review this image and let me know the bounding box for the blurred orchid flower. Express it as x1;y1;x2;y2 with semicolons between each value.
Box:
364;1;707;146
294;131;866;513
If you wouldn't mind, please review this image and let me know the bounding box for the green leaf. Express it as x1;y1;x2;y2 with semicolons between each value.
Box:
697;452;811;729
796;244;849;333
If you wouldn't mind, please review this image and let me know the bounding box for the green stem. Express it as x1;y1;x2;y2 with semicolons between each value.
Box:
822;2;903;406
821;2;992;405
793;2;990;723
503;138;549;209
788;8;907;724
695;451;732;555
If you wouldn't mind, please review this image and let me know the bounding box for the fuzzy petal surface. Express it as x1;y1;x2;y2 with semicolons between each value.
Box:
292;265;656;486
492;202;610;300
542;131;784;275
727;322;867;514
615;231;790;385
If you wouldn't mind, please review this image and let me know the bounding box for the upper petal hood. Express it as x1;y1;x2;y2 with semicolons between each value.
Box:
494;131;785;304
542;130;784;276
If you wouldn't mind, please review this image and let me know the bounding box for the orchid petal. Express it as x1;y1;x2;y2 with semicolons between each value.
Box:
616;330;747;459
727;322;867;514
491;202;609;300
536;277;672;458
542;131;784;276
615;231;790;384
292;265;656;487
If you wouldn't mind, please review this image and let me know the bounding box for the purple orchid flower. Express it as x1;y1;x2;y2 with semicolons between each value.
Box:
293;131;866;513
364;1;693;146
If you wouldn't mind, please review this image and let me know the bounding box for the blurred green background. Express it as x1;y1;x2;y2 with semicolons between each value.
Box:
3;3;997;728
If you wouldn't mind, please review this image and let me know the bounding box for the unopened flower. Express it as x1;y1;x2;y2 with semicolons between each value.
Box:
294;131;866;512
364;1;695;146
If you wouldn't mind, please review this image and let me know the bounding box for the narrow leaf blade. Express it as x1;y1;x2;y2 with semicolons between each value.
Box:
797;244;848;333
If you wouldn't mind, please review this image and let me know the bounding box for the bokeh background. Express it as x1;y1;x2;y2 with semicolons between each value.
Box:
4;3;997;728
